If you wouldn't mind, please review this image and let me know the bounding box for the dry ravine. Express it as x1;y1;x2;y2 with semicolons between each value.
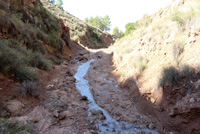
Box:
74;51;159;134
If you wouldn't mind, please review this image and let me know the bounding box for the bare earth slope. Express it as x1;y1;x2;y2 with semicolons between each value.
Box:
111;0;200;133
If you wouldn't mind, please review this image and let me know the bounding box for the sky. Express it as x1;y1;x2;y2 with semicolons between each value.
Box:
63;0;172;32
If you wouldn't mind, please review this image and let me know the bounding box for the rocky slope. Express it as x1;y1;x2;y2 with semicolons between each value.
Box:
112;0;200;133
0;0;114;133
41;0;114;49
0;0;72;82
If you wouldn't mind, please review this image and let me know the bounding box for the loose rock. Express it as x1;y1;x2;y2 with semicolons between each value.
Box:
32;118;39;123
53;111;59;118
148;123;156;130
59;112;66;120
80;96;88;101
6;100;25;115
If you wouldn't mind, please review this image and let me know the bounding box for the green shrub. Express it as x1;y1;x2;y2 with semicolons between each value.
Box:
159;65;195;87
0;41;28;73
48;30;60;47
30;52;52;70
171;5;200;26
159;66;180;87
14;66;38;82
89;28;102;42
0;40;49;82
0;118;32;134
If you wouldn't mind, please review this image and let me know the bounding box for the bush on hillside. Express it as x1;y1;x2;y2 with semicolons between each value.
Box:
89;28;102;42
20;81;41;97
30;52;52;70
125;21;139;35
159;66;180;87
0;118;32;134
159;65;194;87
0;40;54;82
14;66;38;82
171;4;200;26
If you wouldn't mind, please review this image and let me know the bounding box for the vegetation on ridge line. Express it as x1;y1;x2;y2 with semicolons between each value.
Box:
42;0;114;48
85;15;111;32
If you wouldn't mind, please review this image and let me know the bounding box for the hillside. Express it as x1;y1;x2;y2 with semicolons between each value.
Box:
41;0;114;48
0;0;114;133
0;0;72;82
112;0;200;133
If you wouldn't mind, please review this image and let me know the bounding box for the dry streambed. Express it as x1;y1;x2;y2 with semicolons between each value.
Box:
74;53;159;134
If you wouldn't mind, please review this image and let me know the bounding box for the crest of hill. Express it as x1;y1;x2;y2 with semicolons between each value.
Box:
41;0;114;49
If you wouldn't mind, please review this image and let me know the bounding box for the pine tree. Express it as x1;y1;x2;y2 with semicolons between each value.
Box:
48;0;55;4
85;15;111;32
102;15;111;32
56;0;63;9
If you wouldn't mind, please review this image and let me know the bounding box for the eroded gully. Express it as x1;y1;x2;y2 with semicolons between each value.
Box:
74;59;159;134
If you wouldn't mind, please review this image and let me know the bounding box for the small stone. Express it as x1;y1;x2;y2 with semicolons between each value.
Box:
80;96;88;101
189;98;196;103
53;111;59;118
64;87;72;92
47;84;54;89
150;98;156;104
6;100;25;115
121;124;126;130
62;65;68;69
90;110;103;115
169;108;178;117
93;66;97;70
102;123;108;126
148;123;156;130
116;117;121;121
59;113;66;120
32;118;39;123
100;115;106;120
66;70;73;76
139;125;145;129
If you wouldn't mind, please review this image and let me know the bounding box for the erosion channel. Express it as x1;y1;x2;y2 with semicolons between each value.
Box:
74;59;158;134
